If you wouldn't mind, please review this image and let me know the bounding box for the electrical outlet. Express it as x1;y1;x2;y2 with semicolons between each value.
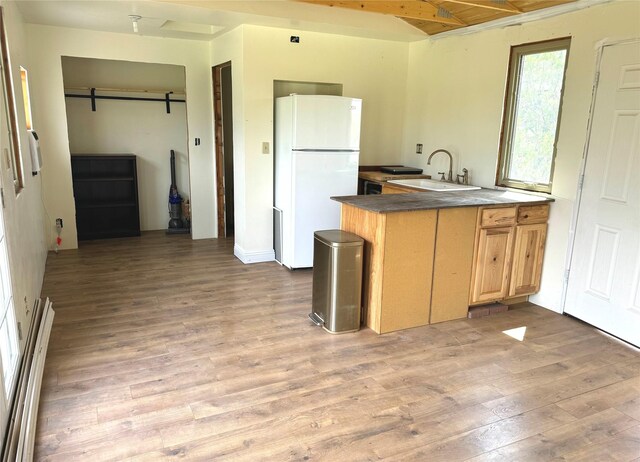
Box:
262;142;270;155
416;144;423;154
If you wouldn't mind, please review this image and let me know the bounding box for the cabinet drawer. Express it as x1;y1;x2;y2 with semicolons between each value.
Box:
480;207;516;228
518;204;549;224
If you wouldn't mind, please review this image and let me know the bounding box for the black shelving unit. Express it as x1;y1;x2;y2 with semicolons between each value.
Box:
71;154;140;241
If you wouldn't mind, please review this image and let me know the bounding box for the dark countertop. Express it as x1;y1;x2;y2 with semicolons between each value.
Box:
332;188;554;213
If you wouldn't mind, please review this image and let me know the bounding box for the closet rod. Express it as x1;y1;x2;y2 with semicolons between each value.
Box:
64;91;185;114
65;86;185;95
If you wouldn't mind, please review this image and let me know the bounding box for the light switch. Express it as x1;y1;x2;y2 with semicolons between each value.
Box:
262;142;270;155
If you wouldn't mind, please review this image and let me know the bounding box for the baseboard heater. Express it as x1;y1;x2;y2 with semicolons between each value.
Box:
1;298;55;461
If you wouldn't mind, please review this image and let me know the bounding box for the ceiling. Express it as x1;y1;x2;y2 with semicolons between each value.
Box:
401;0;579;35
15;0;596;42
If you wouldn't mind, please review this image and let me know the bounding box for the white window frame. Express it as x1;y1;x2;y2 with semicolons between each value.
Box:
0;7;23;193
496;37;571;194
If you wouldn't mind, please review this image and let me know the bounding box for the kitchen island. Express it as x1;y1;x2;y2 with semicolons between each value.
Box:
333;189;554;334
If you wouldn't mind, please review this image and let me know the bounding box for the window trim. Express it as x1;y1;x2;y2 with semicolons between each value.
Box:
0;7;23;193
496;37;571;194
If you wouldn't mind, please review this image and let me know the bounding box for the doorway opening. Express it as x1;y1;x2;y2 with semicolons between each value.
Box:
61;57;190;242
213;62;234;238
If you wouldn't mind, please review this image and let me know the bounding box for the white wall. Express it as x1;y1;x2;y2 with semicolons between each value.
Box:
401;0;640;312
26;25;214;248
211;26;245;255
212;25;409;262
64;97;190;231
62;58;190;231
60;56;187;91
0;1;48;351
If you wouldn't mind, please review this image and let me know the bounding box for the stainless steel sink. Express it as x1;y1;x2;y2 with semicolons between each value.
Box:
387;178;481;192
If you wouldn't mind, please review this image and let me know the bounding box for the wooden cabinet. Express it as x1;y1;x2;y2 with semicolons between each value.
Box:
470;226;515;304
517;204;549;224
480;207;516;227
430;207;478;323
340;204;477;333
341;204;437;333
509;223;547;297
71;154;140;241
510;205;549;298
337;196;551;331
469;204;549;305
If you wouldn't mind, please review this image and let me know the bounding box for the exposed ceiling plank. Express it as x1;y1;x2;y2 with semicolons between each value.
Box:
297;1;467;26
402;17;462;35
441;0;522;14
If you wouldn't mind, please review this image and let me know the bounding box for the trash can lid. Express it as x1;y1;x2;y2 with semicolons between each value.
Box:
314;230;364;247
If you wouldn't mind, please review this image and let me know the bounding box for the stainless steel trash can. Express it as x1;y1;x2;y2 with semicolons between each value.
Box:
309;230;364;334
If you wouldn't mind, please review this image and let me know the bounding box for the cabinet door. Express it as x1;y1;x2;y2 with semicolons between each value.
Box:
509;223;547;297
470;226;515;304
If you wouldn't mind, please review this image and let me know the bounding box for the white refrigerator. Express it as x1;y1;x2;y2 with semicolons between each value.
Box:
274;95;362;269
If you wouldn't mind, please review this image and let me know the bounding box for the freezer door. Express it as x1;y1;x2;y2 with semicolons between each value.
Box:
291;151;359;268
291;95;362;151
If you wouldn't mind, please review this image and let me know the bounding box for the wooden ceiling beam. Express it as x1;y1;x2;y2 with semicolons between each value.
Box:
440;0;522;14
298;1;467;26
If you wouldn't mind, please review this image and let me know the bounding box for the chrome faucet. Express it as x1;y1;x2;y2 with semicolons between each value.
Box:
457;168;469;185
427;149;454;182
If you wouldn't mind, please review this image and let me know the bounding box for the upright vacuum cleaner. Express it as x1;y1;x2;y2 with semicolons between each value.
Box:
166;150;189;234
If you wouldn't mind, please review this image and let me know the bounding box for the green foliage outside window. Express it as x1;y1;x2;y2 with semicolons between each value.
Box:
509;50;567;185
497;38;570;193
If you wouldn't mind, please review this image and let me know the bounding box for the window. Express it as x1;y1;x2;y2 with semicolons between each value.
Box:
0;7;23;192
20;67;32;130
496;38;570;193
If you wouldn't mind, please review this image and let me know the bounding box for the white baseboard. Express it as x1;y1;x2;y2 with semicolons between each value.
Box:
234;244;275;264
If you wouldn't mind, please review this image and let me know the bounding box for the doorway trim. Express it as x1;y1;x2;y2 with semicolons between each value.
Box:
212;61;231;238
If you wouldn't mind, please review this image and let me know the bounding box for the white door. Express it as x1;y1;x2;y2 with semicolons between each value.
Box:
0;47;20;436
291;95;362;150
565;39;640;347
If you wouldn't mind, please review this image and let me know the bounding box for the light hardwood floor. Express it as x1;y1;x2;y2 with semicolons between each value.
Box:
35;232;640;461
